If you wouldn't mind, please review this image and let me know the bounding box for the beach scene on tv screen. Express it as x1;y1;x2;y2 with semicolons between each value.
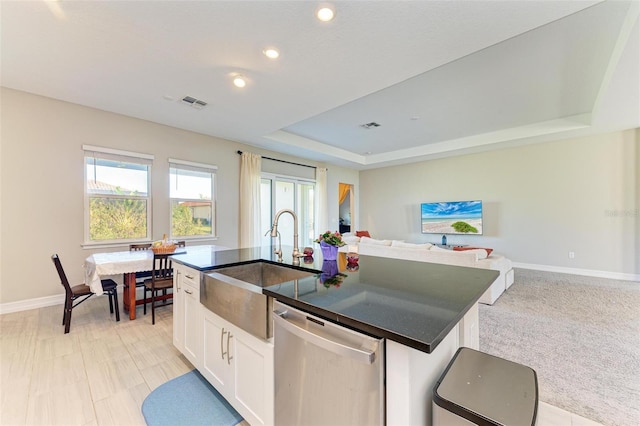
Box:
421;201;483;234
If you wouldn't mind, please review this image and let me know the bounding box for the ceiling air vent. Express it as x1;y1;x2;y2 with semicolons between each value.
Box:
360;122;381;129
181;96;207;110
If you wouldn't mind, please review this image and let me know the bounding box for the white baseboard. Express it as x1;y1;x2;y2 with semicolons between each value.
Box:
512;262;640;282
0;293;65;315
0;288;127;315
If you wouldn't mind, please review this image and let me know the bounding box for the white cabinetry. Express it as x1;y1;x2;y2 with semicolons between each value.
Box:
387;307;478;426
387;325;459;426
458;302;480;350
202;309;274;426
172;263;202;368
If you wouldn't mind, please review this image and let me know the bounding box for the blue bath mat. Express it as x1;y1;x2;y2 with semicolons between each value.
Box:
142;370;243;426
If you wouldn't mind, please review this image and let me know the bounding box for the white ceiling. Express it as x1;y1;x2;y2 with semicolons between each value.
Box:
2;1;638;170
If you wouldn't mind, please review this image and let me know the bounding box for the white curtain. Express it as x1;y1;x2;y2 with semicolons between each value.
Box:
239;152;262;248
316;167;328;234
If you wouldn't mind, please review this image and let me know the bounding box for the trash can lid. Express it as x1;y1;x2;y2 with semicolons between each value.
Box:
433;347;538;426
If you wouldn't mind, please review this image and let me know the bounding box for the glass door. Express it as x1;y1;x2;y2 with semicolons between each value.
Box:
261;175;315;250
297;182;315;247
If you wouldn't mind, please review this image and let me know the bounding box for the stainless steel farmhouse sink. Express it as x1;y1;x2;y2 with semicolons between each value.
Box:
202;262;315;340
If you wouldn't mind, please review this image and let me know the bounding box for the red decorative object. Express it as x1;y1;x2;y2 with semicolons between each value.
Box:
346;251;359;266
355;230;371;238
453;247;493;256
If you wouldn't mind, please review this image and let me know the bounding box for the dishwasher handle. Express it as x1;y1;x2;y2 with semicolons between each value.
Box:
273;310;376;364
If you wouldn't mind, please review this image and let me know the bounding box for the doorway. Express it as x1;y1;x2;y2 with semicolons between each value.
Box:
338;183;354;234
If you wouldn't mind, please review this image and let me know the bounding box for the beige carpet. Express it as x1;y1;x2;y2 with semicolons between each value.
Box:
479;268;640;426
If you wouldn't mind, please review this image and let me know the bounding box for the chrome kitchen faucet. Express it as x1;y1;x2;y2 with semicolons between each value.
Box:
269;209;303;265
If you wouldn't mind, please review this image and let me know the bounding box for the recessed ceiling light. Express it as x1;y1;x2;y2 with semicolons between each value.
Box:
316;4;335;22
263;48;280;59
233;75;247;88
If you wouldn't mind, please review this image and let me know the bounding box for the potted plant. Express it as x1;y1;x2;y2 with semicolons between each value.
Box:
319;259;347;288
314;231;345;260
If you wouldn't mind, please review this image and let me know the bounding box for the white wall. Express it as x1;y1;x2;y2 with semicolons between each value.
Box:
0;88;356;305
359;129;639;277
6;85;634;307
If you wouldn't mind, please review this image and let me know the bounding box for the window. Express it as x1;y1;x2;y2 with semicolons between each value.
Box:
260;174;315;248
84;145;153;244
169;159;216;239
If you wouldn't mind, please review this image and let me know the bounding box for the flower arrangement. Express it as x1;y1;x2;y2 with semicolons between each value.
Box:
314;231;346;247
321;272;347;288
319;260;347;288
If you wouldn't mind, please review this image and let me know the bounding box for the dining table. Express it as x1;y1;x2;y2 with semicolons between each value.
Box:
84;246;189;320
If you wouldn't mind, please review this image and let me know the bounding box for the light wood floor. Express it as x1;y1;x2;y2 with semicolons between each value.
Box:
1;296;195;426
1;294;601;426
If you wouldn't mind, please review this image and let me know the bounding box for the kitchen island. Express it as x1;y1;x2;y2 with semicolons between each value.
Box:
171;245;498;425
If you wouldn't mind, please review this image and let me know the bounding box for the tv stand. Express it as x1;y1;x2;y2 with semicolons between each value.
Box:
434;244;468;250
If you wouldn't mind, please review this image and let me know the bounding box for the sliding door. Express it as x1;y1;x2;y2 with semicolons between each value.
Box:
261;175;315;250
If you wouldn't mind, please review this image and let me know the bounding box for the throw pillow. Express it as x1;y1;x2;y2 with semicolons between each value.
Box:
355;230;371;238
359;236;392;246
391;240;432;249
342;236;361;245
453;246;493;256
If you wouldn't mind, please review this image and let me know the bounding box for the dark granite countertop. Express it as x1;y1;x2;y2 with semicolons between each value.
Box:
172;245;498;353
170;244;326;271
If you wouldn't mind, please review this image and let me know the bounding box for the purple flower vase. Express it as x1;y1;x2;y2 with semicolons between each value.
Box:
319;241;338;261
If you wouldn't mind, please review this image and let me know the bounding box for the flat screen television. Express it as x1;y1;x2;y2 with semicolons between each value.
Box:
421;200;483;235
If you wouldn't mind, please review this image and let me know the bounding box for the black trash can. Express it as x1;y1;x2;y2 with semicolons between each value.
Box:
433;347;538;426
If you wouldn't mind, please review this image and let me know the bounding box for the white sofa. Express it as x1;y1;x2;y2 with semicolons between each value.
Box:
339;236;514;305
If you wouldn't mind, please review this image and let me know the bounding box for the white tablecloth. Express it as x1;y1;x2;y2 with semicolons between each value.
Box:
84;250;154;295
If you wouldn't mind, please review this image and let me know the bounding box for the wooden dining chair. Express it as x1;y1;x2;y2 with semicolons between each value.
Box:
130;243;153;286
130;243;152;251
51;254;120;334
143;253;174;324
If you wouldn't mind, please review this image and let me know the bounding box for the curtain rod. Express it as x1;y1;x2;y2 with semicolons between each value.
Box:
237;150;318;169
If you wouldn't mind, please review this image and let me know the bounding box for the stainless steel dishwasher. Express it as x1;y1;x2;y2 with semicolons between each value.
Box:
272;300;385;425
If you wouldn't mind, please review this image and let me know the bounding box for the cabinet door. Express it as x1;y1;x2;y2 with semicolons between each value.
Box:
202;310;233;395
172;266;184;352
458;303;479;350
182;280;202;368
200;310;274;426
232;330;274;426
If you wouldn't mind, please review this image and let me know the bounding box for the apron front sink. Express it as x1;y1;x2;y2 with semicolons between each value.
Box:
202;262;315;340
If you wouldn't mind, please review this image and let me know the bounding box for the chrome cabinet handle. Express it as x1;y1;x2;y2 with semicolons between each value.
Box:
184;288;193;295
185;274;194;279
219;327;234;364
221;328;227;360
176;270;181;291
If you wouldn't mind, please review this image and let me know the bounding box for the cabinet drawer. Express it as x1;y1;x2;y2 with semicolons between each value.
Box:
181;268;199;287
